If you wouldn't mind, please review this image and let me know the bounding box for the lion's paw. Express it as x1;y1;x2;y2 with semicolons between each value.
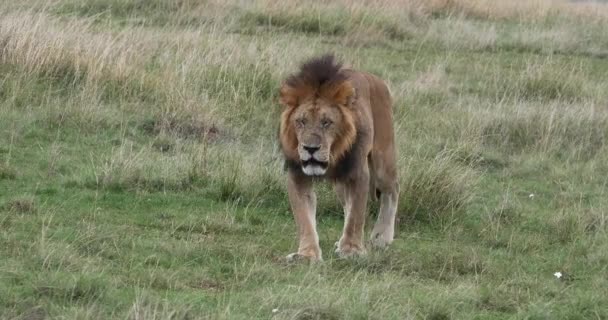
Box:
286;252;322;263
369;231;393;250
334;240;366;259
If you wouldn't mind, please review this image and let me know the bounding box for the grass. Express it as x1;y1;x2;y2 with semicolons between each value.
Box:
1;0;608;318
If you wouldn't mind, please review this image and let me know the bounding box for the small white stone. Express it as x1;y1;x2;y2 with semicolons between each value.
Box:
554;272;562;279
272;308;279;313
529;193;535;198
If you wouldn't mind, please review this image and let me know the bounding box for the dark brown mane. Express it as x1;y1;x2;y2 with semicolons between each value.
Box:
279;54;358;169
285;54;347;94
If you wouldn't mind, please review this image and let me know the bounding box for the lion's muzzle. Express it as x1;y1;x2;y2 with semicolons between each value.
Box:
302;158;328;176
299;144;328;176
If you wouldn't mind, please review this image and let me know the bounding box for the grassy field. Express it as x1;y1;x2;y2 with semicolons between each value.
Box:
1;0;608;318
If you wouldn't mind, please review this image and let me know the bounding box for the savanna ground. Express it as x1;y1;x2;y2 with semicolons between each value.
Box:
1;0;608;318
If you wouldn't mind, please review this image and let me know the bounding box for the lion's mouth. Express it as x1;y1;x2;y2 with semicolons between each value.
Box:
302;158;328;168
301;159;328;176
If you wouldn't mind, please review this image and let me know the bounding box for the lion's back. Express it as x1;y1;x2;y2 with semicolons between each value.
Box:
343;70;395;151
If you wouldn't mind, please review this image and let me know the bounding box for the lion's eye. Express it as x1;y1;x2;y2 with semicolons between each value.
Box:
295;118;306;127
321;119;333;128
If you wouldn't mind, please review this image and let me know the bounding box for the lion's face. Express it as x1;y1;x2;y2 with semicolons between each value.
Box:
291;100;344;176
279;71;357;177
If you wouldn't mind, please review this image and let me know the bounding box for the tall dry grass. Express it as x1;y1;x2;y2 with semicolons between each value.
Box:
0;13;147;86
304;0;608;22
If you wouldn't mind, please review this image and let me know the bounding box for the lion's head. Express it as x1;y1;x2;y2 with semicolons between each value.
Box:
279;55;357;176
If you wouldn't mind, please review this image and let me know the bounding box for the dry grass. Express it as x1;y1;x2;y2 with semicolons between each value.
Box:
246;0;608;24
0;12;147;84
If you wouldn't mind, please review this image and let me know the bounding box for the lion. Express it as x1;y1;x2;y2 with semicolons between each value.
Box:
278;54;399;261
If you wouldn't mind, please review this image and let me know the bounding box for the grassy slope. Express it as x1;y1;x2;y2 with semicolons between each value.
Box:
1;0;608;319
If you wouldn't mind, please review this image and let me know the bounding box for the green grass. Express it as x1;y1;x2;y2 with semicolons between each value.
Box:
1;0;608;318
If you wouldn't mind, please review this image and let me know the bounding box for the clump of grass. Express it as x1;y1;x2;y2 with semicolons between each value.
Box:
216;63;276;102
151;136;174;153
480;103;608;159
580;208;608;234
477;285;519;313
419;0;607;22
6;197;36;214
215;156;242;202
239;11;347;36
0;163;17;180
206;145;285;206
499;22;608;58
140;114;221;142
128;295;195;320
484;195;522;231
414;246;486;281
238;4;410;42
92;138;285;205
425;18;497;51
35;273;107;305
518;63;586;101
450;144;508;171
291;306;341;320
17;307;48;320
549;208;607;244
426;310;451;320
55;0;205;26
93;141;208;193
400;64;454;109
0;12;172;107
399;149;479;226
201;63;277;133
339;243;487;280
0;13;138;81
479;59;591;103
549;211;580;244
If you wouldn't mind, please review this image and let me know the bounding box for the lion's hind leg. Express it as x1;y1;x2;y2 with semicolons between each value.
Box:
370;188;398;249
368;154;380;202
369;152;399;249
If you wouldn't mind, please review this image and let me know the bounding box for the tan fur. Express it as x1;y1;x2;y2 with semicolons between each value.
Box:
279;55;399;261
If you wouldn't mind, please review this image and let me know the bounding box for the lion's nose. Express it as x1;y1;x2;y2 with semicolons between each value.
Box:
303;145;320;154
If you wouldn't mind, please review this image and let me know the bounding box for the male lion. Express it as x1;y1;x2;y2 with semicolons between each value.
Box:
279;54;399;261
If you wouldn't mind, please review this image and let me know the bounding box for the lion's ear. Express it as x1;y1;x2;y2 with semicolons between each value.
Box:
279;83;299;108
329;81;356;107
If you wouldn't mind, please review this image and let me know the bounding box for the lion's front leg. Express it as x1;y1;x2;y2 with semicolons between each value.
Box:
335;170;369;258
286;172;322;262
